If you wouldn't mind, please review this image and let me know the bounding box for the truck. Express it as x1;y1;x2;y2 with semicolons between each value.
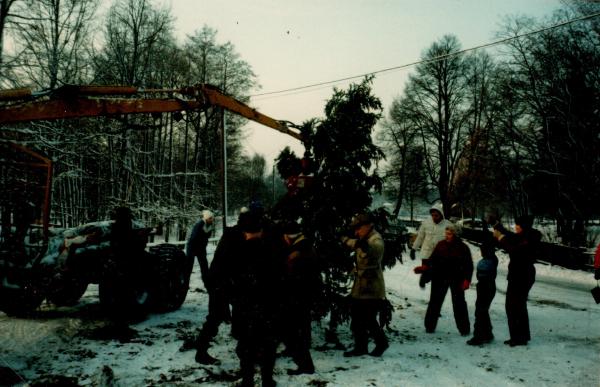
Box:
0;84;302;317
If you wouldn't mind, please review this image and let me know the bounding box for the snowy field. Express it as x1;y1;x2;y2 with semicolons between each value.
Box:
1;238;599;387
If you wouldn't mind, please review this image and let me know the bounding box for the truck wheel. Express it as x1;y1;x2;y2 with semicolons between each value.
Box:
148;244;190;312
48;280;88;306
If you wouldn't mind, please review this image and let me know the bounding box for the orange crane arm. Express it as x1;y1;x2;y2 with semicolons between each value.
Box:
0;84;302;141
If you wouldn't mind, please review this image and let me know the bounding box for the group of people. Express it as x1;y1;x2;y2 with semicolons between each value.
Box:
184;203;544;386
411;203;541;347
185;207;323;387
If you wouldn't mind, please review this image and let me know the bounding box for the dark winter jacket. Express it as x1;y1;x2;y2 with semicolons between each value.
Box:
186;220;213;259
284;235;322;308
429;238;473;283
229;235;284;339
477;233;498;281
207;225;244;293
497;228;541;281
476;256;498;281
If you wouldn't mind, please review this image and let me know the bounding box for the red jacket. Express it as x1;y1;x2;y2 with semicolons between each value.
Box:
594;243;600;269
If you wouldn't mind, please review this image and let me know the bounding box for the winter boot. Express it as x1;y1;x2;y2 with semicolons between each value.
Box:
261;368;276;387
369;341;389;357
343;347;368;357
195;348;219;365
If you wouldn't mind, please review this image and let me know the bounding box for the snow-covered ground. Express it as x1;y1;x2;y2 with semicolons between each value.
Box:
1;237;599;387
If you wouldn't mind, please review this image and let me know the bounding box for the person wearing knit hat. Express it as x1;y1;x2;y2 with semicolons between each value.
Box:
412;202;454;289
341;212;389;357
186;209;215;289
493;214;541;347
229;209;282;387
192;209;248;364
422;224;473;336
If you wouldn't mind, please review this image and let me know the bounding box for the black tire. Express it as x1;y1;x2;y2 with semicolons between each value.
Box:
148;243;190;312
0;285;44;316
47;279;88;307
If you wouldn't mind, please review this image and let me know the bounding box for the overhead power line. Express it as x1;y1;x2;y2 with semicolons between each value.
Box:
250;11;600;99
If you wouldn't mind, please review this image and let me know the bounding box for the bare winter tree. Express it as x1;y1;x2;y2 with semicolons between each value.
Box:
377;96;427;218
398;35;470;215
182;25;258;214
0;0;20;83
93;0;172;86
449;50;501;218
91;0;176;225
12;0;99;89
495;8;600;245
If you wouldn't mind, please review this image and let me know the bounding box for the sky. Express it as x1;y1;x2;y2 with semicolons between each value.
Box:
164;0;563;166
2;229;599;386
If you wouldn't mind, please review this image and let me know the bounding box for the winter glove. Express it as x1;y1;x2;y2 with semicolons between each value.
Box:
462;279;471;290
414;257;432;273
595;268;600;280
409;249;416;260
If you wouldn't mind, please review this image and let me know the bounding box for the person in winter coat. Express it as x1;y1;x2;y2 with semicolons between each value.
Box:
104;206;149;338
341;213;389;357
412;203;453;287
280;221;320;375
422;224;473;335
230;209;283;387
186;210;215;288
192;208;248;364
493;215;541;347
466;228;498;345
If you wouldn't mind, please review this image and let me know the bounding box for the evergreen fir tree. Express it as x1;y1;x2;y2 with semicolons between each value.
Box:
275;77;384;341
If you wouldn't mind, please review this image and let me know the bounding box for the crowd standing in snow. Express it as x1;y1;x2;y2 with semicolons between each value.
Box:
178;202;553;386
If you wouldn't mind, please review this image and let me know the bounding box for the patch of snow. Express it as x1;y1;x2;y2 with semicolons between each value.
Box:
1;238;599;386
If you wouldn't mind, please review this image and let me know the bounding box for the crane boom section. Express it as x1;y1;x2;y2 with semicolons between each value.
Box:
0;85;302;141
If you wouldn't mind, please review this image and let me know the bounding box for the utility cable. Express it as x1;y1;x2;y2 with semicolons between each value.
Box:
250;11;600;99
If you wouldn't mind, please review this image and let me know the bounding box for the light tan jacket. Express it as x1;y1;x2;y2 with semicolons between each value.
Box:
345;229;385;300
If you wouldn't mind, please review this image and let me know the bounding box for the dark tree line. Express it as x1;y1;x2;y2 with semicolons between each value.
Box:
378;4;600;246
